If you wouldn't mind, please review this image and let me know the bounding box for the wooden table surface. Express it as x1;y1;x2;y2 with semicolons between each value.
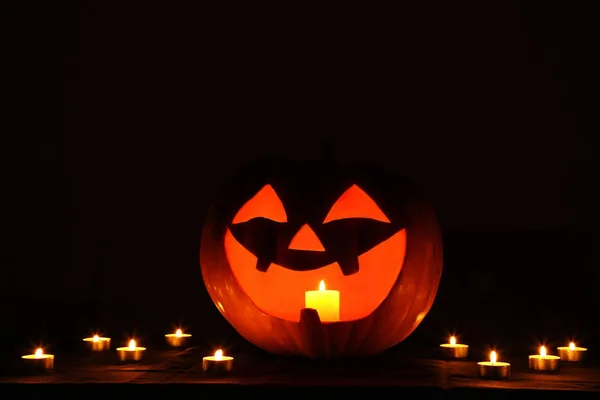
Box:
2;346;600;393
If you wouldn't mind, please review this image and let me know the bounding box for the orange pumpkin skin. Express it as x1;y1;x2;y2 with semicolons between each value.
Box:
200;158;442;358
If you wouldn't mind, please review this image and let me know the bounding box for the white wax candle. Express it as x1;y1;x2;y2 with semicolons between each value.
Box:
304;280;340;322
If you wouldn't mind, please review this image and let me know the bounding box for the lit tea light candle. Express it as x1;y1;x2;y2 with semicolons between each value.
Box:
116;339;146;362
83;334;111;351
529;345;560;372
440;336;469;359
478;350;510;380
22;347;54;372
165;329;192;347
304;280;340;322
202;349;234;375
557;341;587;362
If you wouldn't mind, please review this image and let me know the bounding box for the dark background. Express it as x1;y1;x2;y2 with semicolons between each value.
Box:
2;1;598;362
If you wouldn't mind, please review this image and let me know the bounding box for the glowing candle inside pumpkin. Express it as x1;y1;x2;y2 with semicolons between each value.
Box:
304;280;340;322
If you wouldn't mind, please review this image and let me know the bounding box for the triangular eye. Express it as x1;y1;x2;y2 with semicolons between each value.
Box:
232;184;288;224
323;184;390;223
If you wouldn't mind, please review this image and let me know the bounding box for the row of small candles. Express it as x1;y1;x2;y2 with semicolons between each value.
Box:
441;336;588;380
22;329;233;374
20;330;588;379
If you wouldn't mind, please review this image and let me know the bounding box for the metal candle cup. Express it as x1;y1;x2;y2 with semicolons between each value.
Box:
557;342;587;362
202;349;233;375
83;335;111;351
116;339;146;362
529;346;560;372
440;336;469;359
22;348;54;372
478;351;510;380
165;329;191;348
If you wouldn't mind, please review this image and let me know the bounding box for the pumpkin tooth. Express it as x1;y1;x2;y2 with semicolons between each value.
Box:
255;258;271;272
339;258;359;276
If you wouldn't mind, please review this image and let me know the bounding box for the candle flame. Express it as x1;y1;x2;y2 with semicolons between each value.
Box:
175;329;182;338
490;351;497;364
319;280;325;291
128;339;136;350
214;349;223;360
450;336;456;345
93;335;99;342
540;346;547;357
35;348;43;358
569;342;575;351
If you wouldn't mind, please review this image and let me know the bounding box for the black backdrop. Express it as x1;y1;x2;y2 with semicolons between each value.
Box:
2;1;598;361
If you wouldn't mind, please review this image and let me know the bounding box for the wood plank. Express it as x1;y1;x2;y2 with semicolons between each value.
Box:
2;348;600;392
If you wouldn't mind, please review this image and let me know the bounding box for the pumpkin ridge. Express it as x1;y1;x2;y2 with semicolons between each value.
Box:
388;207;443;346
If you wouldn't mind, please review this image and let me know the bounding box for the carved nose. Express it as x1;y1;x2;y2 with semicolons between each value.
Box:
288;224;325;251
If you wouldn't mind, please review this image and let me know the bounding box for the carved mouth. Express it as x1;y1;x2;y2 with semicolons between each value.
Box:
255;251;360;276
223;227;408;322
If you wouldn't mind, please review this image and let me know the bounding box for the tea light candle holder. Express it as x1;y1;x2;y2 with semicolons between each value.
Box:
83;334;111;351
440;336;469;359
529;345;560;372
116;339;146;362
22;348;54;372
557;342;587;362
478;351;510;380
165;329;191;348
202;349;233;375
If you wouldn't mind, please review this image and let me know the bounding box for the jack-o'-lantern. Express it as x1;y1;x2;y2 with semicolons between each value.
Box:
200;158;442;358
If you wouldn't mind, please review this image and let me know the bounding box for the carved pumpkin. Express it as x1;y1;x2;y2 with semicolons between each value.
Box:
200;158;442;358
